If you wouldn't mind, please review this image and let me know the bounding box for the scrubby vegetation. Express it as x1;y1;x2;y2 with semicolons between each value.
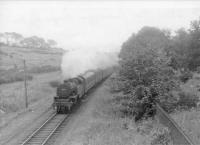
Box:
0;72;61;113
0;65;60;85
0;32;58;49
28;65;60;74
113;17;200;122
179;70;193;83
0;69;33;85
0;65;60;84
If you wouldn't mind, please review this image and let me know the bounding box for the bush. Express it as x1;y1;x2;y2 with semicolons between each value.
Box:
196;66;200;73
0;69;33;85
28;65;60;74
177;91;199;109
160;90;199;112
159;92;179;113
179;71;193;83
150;126;172;145
49;80;60;88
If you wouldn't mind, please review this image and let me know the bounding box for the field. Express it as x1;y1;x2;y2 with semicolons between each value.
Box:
0;71;62;115
0;45;66;144
0;71;62;144
0;45;63;84
0;45;63;70
171;73;200;145
0;45;64;112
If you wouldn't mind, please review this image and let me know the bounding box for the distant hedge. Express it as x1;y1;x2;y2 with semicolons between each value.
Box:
0;69;33;85
0;65;60;85
28;65;60;74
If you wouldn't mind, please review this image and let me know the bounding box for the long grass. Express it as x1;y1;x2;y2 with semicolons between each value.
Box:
170;75;200;144
0;65;60;85
0;69;33;85
0;71;61;113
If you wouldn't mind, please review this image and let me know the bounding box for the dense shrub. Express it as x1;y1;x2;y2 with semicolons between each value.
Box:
196;66;200;73
28;65;60;74
114;26;182;121
0;69;33;85
150;126;172;145
118;51;178;121
177;91;199;109
115;21;200;122
179;71;193;83
159;91;180;113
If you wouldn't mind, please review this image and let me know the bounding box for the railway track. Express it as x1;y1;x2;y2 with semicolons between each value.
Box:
21;113;68;145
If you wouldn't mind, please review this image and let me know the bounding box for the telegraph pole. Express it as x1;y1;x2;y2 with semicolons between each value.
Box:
23;59;28;108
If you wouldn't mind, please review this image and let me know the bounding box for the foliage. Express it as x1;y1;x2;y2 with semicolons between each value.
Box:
0;32;58;49
116;26;179;121
135;119;172;145
0;69;33;85
0;66;60;85
166;18;200;71
150;126;172;145
20;36;49;48
167;28;190;70
179;70;193;83
28;65;60;74
47;39;57;47
177;91;199;109
187;18;200;70
115;18;200;121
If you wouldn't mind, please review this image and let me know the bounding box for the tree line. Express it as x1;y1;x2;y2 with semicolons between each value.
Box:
116;17;200;121
0;32;57;49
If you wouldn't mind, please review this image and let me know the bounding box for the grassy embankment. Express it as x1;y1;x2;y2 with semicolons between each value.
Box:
0;71;62;128
0;45;63;128
0;45;62;84
171;73;200;145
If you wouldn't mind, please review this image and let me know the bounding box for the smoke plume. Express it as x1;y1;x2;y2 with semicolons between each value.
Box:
61;49;118;79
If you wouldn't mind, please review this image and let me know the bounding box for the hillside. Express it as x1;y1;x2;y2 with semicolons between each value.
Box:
0;45;64;71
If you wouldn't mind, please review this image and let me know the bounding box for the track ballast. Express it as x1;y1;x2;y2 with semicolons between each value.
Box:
21;113;68;145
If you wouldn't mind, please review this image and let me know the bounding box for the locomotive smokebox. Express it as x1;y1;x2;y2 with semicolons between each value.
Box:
57;78;78;98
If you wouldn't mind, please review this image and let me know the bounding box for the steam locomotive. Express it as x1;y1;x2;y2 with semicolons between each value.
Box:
54;68;113;114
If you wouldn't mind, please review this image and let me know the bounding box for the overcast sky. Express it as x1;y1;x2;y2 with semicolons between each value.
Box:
0;1;200;51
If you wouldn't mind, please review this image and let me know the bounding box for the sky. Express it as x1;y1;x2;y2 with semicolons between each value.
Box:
0;1;200;52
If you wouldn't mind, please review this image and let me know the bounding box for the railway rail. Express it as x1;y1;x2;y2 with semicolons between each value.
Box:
156;104;195;145
21;113;68;145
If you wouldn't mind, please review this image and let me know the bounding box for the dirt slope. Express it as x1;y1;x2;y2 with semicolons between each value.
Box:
0;45;63;70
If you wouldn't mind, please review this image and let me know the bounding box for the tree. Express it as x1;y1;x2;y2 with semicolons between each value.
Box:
1;32;23;46
20;36;48;48
11;32;23;41
118;26;177;121
47;39;57;48
187;18;200;70
0;33;5;45
168;28;190;69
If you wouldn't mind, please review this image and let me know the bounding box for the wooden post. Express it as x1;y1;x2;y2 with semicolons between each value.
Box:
23;59;28;108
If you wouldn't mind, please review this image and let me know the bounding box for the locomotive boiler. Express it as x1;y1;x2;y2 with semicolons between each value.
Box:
56;79;78;98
